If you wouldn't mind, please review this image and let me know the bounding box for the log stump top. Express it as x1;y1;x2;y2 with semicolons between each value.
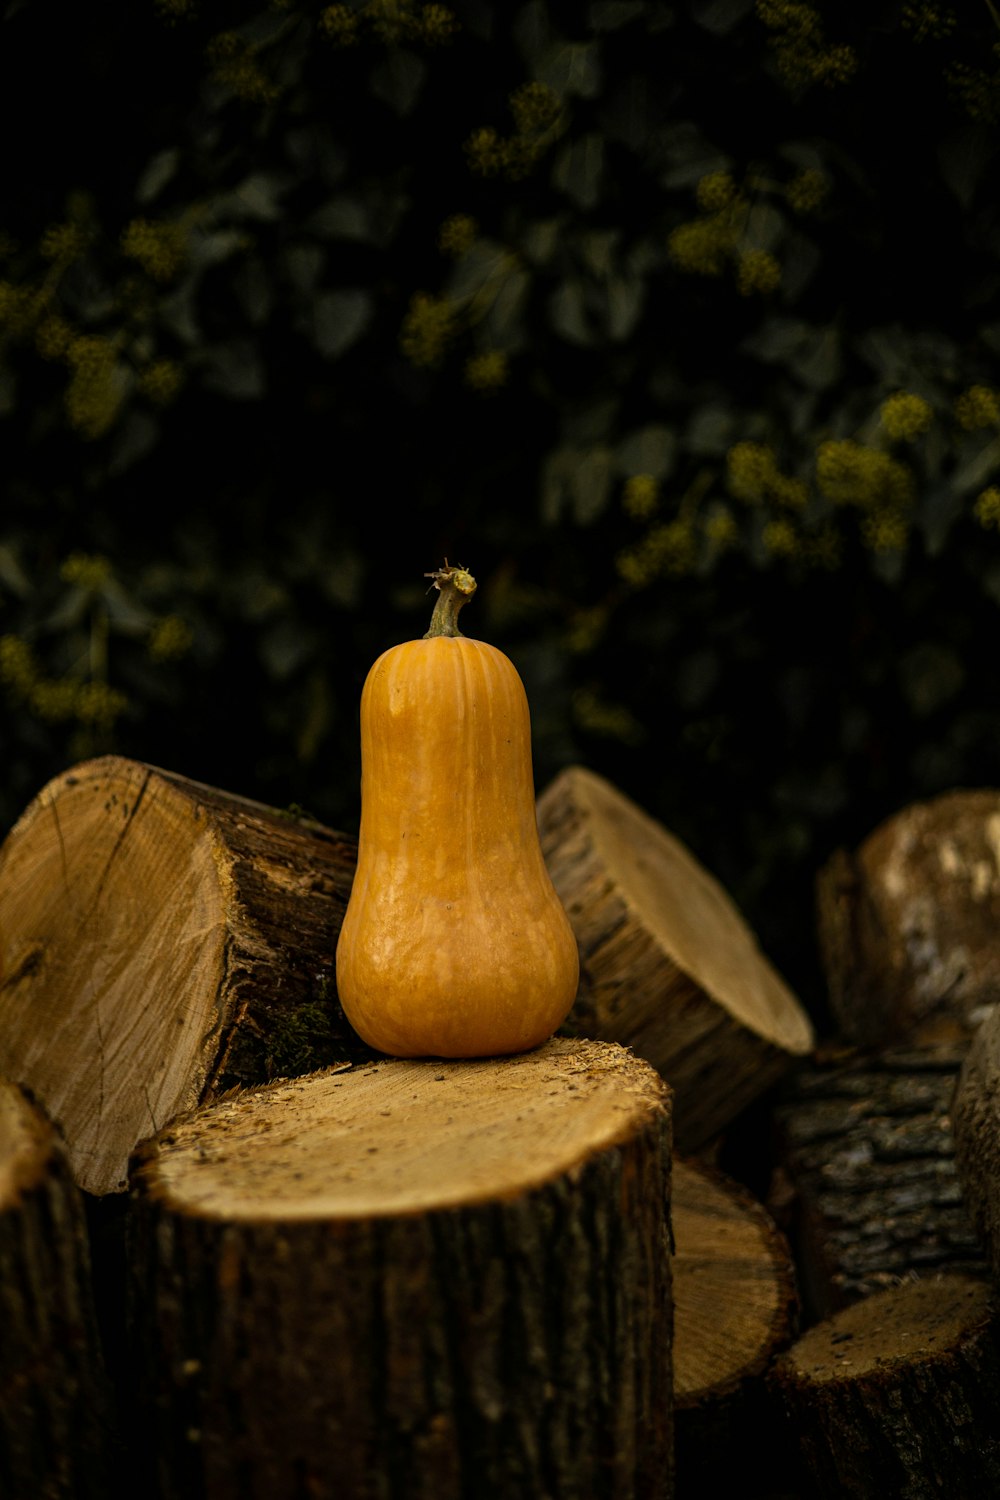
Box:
779;1273;993;1384
137;1036;671;1221
551;766;812;1057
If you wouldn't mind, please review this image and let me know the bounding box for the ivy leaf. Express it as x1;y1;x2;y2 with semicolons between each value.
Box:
605;273;643;340
571;446;614;523
549;279;594;345
305;197;371;242
135;148;179;206
588;2;645;31
370;50;426;116
690;0;755;33
539;41;602;98
616;424;677;478
201;341;266;400
108;411;159;478
553;134;605;209
311;289;373;359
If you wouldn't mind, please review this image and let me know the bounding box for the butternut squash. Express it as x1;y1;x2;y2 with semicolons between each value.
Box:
336;564;580;1058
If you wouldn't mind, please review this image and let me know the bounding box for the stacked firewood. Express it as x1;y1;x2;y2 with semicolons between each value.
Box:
2;756;999;1497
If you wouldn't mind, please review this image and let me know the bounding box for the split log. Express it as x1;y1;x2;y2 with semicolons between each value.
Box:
0;1079;114;1499
770;1272;1000;1498
952;1005;1000;1280
0;756;359;1195
537;765;813;1149
128;1037;673;1500
774;1044;987;1319
672;1156;798;1494
816;789;1000;1047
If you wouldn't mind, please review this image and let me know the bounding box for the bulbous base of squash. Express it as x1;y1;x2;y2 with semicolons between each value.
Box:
335;970;578;1060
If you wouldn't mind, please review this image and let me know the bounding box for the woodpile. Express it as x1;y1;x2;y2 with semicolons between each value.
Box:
2;760;1000;1495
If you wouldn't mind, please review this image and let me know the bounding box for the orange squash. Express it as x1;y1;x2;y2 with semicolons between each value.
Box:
336;563;580;1058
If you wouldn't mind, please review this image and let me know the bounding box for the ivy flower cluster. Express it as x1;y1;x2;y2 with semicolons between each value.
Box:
206;31;279;104
756;0;858;90
437;214;479;258
622;473;659;520
465;82;562;181
121;218;186;283
0;634;127;730
669;175;781;295
463;350;508;391
399;292;458;367
726;442;807;508
65;336;123;439
815;439;914;509
320;1;457;47
955;385;1000;431
880;391;933;441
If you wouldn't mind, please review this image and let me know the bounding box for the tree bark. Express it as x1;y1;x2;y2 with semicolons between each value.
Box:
672;1156;798;1495
0;755;360;1196
952;1005;1000;1281
773;1044;987;1320
770;1272;1000;1498
128;1037;674;1500
537;765;813;1150
816;789;1000;1047
0;1079;114;1499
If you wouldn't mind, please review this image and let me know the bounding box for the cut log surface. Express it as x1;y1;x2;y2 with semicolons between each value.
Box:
953;1005;1000;1281
775;1045;986;1319
0;756;359;1196
129;1037;673;1500
816;789;1000;1047
0;1079;113;1499
672;1156;797;1492
771;1272;1000;1498
537;765;813;1149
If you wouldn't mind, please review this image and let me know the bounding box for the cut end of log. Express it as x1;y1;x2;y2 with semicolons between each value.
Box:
780;1273;993;1385
673;1155;797;1407
0;757;227;1194
138;1036;671;1222
0;756;359;1197
539;765;813;1147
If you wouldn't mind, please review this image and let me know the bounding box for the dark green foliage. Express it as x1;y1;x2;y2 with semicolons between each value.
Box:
1;0;998;1021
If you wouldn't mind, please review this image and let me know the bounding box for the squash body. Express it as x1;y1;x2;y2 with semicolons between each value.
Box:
336;635;580;1057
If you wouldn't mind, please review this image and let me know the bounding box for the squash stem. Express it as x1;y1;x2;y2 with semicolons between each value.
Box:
423;563;477;638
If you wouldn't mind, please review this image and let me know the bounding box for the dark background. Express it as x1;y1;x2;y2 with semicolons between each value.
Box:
1;0;998;1028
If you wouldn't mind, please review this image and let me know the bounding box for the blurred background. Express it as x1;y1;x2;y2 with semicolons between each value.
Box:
0;0;997;1027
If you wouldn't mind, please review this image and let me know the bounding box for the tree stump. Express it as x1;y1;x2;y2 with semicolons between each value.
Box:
774;1044;987;1319
672;1156;798;1495
770;1272;1000;1497
0;1079;114;1499
128;1037;673;1500
816;789;1000;1047
538;765;813;1149
0;756;359;1195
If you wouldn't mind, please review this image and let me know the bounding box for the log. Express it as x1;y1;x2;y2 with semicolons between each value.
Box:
0;756;359;1195
537;765;813;1149
816;789;1000;1047
672;1156;798;1494
770;1272;1000;1498
774;1044;987;1319
952;1005;1000;1280
0;1079;114;1499
128;1037;674;1500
